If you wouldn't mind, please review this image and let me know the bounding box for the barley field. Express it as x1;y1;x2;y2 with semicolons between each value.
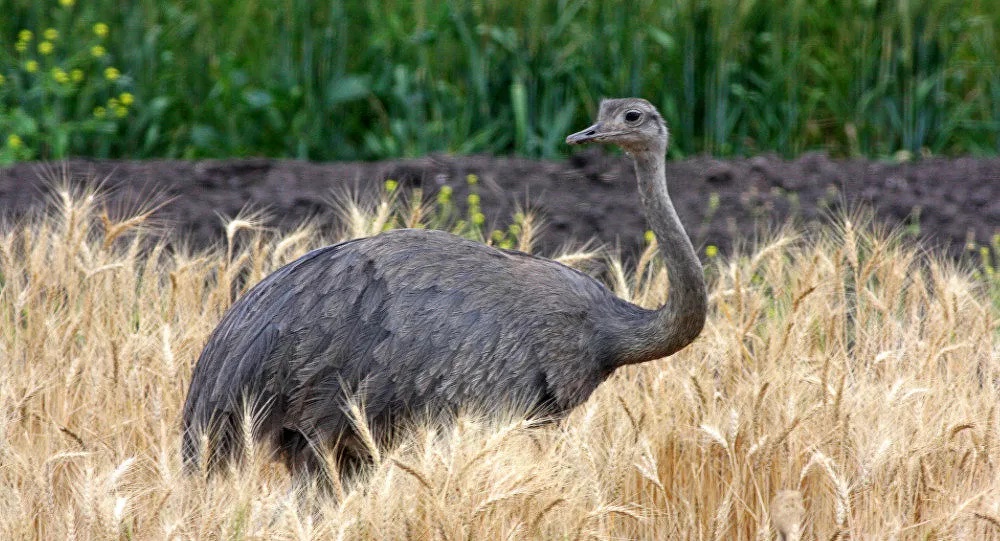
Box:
0;183;998;539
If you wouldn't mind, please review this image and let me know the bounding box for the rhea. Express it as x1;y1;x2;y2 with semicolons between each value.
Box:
181;97;707;479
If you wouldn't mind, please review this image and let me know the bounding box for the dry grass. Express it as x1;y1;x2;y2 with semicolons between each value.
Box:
1;184;998;539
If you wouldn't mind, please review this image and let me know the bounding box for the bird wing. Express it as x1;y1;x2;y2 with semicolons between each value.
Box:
182;241;363;430
183;229;617;443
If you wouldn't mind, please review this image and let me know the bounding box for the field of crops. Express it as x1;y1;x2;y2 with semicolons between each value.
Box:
3;0;999;163
1;186;998;539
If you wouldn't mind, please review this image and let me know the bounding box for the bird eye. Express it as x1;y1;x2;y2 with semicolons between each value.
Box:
624;110;642;122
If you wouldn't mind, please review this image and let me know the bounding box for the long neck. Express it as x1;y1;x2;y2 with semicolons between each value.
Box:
612;150;707;366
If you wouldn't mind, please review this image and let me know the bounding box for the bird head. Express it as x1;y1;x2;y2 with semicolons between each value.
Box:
566;98;669;155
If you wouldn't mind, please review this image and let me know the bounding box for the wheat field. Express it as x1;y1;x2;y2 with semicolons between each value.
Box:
1;183;998;539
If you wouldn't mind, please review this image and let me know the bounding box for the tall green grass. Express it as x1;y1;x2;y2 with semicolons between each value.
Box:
2;0;998;162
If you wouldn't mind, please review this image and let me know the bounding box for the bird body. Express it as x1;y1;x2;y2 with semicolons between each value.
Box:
183;228;644;471
182;98;708;479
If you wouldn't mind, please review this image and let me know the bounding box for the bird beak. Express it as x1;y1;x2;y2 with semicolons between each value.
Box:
566;123;602;145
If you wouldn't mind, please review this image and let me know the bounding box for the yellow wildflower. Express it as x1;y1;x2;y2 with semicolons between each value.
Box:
644;230;655;244
466;173;478;185
472;212;485;226
38;41;54;55
93;23;109;38
7;135;23;149
119;92;134;105
18;30;32;42
104;67;120;81
91;45;106;58
70;69;84;82
115;105;128;118
436;185;452;204
59;0;75;6
15;41;27;52
384;179;398;192
93;106;106;118
51;68;69;84
467;193;480;206
25;60;39;73
705;245;719;258
44;28;59;41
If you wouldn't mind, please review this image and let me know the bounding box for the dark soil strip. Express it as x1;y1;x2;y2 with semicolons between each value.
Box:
2;152;998;262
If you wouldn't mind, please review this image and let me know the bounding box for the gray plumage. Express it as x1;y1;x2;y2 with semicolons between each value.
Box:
181;97;708;480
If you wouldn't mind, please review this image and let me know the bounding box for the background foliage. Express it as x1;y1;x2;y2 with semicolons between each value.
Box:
2;0;999;162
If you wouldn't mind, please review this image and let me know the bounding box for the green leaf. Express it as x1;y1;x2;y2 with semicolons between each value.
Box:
325;75;371;106
191;124;218;149
242;89;273;109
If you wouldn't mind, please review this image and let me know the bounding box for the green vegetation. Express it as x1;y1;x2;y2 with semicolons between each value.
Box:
2;0;999;163
1;7;136;163
376;172;533;251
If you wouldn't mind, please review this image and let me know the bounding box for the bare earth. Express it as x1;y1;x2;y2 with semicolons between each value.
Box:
1;151;998;260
